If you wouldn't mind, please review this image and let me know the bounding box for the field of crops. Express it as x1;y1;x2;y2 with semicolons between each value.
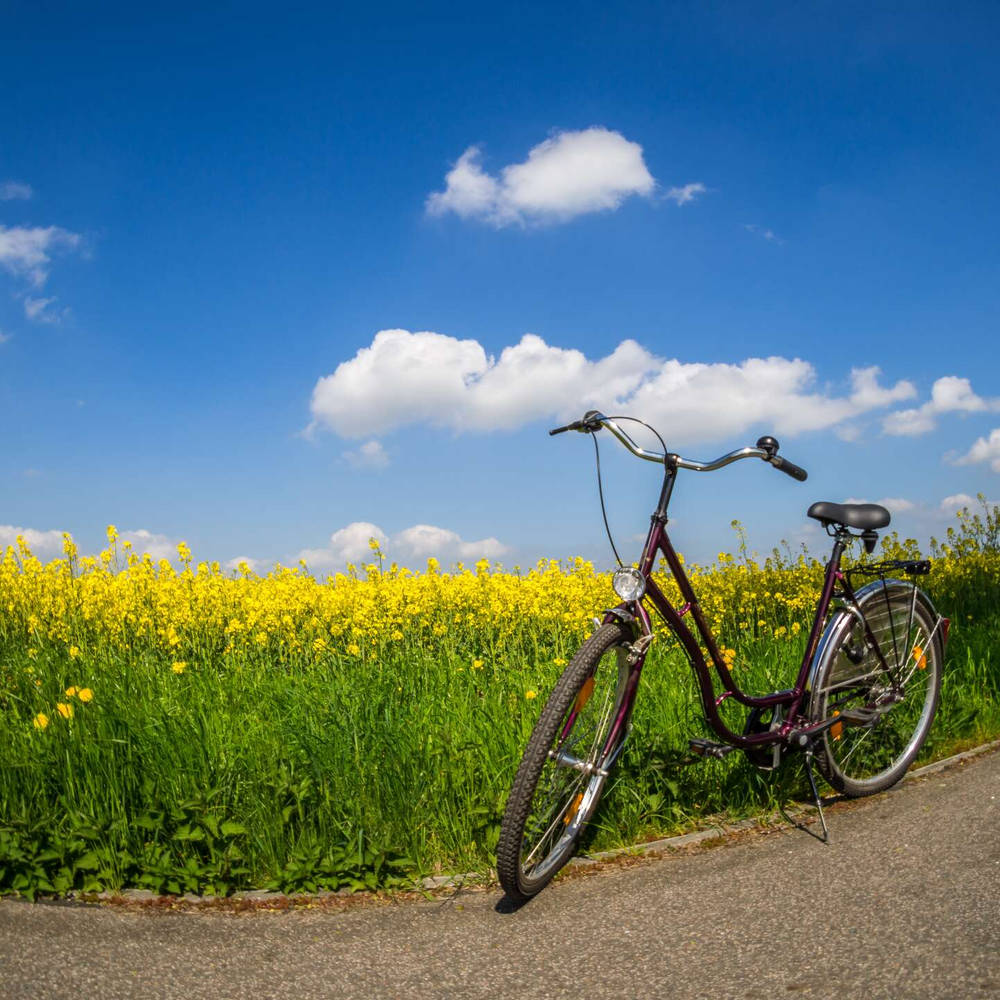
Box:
2;501;998;899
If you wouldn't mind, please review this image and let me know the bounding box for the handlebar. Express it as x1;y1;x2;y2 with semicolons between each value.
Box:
548;412;808;482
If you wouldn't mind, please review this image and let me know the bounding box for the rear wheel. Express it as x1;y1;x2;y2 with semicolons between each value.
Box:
496;622;634;901
810;583;942;796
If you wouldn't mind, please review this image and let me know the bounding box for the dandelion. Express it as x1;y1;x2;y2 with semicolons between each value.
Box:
525;690;537;700
65;686;78;697
33;713;49;730
472;659;484;670
553;657;567;667
78;688;93;702
57;702;73;719
171;661;187;674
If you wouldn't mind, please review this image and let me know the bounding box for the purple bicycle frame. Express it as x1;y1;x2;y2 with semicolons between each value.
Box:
599;518;858;755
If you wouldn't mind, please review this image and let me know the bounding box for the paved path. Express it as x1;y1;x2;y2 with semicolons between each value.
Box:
2;752;998;1000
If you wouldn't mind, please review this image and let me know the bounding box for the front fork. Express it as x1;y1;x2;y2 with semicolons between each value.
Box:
597;603;653;765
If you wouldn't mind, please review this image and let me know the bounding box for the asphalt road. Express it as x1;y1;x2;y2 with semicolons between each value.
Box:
2;751;998;1000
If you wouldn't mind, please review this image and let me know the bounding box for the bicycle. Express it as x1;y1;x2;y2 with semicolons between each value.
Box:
496;410;950;901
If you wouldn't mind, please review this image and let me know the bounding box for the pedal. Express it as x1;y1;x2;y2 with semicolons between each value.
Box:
689;738;735;760
841;707;880;726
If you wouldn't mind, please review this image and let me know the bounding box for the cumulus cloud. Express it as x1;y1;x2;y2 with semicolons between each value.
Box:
0;524;65;559
226;556;263;573
426;128;669;226
0;224;80;287
841;496;916;515
940;493;978;514
298;521;509;570
954;427;1000;473
342;439;390;469
393;524;509;560
120;529;180;561
882;377;1000;436
309;329;917;447
0;181;33;201
298;522;390;569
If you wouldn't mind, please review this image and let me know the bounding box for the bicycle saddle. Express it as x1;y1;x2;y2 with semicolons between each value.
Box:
807;502;891;530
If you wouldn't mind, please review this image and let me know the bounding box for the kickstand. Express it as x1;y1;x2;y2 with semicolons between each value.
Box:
803;747;830;844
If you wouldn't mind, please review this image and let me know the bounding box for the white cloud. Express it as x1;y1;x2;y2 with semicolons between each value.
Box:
876;497;916;514
0;525;65;559
744;223;781;244
665;183;706;206
0;224;80;287
226;556;262;573
343;439;390;469
22;468;41;478
298;521;509;570
298;522;389;569
954;427;1000;473
309;330;918;447
0;181;33;201
24;295;66;324
426;128;667;227
0;329;10;345
882;376;1000;436
120;529;180;561
940;493;978;514
393;524;509;560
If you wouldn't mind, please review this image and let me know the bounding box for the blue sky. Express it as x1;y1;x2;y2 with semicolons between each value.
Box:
2;1;999;571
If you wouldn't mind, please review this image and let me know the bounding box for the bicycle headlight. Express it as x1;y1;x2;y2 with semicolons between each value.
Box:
612;567;646;602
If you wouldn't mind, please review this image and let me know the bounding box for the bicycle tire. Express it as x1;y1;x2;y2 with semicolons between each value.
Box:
496;621;634;901
809;581;943;796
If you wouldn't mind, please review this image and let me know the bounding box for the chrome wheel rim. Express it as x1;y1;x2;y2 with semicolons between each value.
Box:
518;645;630;886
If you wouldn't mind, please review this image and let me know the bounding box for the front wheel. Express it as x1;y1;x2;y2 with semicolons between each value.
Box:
809;582;943;796
496;622;634;901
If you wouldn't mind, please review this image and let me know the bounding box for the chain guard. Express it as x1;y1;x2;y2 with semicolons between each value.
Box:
742;705;783;771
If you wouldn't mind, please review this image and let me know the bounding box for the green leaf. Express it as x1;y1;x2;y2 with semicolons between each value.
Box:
220;821;246;837
74;851;100;871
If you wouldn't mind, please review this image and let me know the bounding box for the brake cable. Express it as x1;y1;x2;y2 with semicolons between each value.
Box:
591;415;669;571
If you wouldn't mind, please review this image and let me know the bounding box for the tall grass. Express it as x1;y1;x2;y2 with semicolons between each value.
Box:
1;503;997;897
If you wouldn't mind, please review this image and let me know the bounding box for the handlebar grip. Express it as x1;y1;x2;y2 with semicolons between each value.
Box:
549;420;583;436
772;456;808;482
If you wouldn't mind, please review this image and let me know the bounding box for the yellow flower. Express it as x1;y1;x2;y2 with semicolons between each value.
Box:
65;686;78;697
177;541;192;563
347;643;361;656
171;661;187;674
525;690;537;700
27;649;37;660
78;688;93;702
472;659;484;669
69;646;80;659
57;702;73;719
33;713;49;730
391;630;403;641
368;537;382;553
106;524;118;544
553;657;567;667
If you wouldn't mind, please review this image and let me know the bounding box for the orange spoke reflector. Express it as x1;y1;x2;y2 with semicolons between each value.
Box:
564;793;584;825
912;645;927;669
575;676;595;713
831;710;842;741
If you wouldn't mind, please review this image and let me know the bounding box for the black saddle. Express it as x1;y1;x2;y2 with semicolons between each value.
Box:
807;502;891;531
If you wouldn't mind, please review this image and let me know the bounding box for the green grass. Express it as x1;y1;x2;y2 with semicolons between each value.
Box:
1;557;997;899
